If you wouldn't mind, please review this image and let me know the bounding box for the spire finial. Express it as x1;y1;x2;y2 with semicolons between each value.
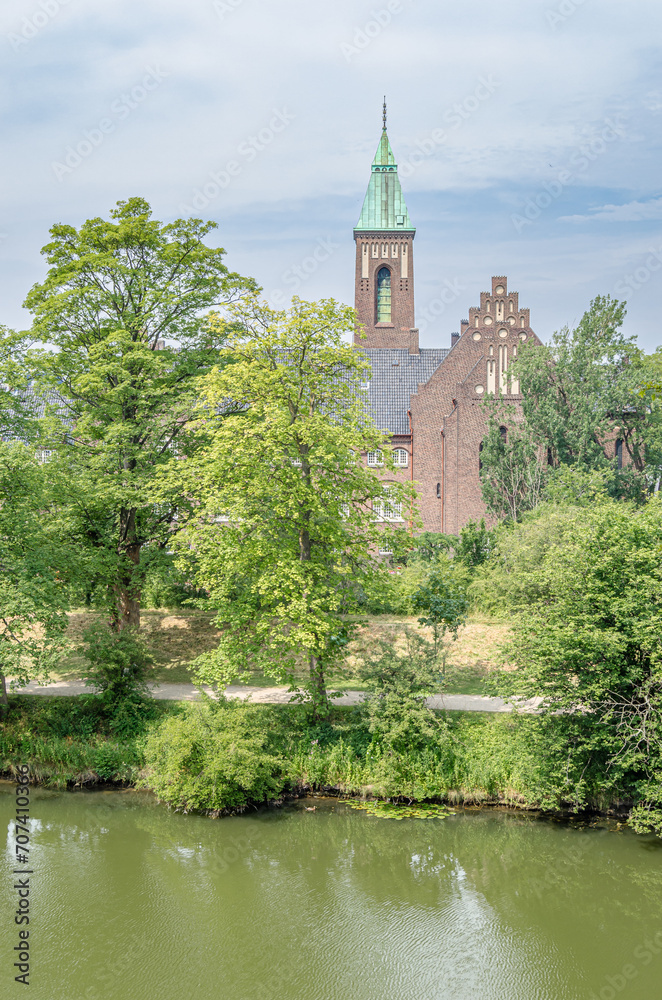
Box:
382;96;387;131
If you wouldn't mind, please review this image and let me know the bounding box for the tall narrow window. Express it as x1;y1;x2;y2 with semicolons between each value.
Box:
376;267;392;323
615;438;623;469
499;344;508;393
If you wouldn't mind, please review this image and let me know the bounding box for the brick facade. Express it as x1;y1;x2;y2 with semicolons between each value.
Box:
353;233;417;350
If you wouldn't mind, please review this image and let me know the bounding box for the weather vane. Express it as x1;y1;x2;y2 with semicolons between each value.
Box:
382;96;387;130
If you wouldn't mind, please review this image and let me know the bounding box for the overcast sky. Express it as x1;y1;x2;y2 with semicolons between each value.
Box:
1;0;661;351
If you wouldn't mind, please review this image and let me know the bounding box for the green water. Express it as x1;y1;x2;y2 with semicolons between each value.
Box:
2;787;662;1000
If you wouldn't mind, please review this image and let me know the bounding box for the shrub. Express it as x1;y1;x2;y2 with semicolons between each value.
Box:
80;623;155;736
142;700;285;813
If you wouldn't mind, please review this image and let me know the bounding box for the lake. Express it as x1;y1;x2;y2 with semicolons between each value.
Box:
2;786;661;999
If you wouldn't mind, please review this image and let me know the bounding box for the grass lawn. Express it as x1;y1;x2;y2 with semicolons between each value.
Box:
53;610;510;696
54;609;222;685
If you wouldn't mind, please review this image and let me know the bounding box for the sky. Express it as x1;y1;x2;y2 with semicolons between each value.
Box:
1;0;661;351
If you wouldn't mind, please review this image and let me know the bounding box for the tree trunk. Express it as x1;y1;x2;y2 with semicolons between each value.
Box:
0;673;8;720
299;523;328;713
309;654;329;719
115;508;141;631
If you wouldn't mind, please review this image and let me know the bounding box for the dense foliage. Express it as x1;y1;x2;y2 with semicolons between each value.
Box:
23;197;255;630
165;295;415;711
0;696;639;819
471;487;662;830
0;444;71;711
479;296;662;518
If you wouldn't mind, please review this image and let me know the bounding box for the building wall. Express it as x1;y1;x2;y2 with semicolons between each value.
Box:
410;277;539;533
356;276;541;535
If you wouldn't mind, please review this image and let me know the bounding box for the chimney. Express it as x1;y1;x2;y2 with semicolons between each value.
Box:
450;332;460;348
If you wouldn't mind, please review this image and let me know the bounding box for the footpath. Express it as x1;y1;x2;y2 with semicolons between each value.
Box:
11;679;542;714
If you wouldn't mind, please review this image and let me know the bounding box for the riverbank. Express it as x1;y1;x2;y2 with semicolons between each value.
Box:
0;695;641;825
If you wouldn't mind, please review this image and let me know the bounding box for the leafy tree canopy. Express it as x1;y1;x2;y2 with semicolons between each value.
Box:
0;444;71;711
480;296;662;519
165;295;417;712
493;494;662;817
22;197;256;629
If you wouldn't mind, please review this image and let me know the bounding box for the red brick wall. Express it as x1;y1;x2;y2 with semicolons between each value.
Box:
410;278;540;533
353;233;416;349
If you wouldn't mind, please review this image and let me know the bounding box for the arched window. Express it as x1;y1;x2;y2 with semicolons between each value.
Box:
376;267;392;323
615;438;623;469
499;425;508;443
479;441;483;471
436;482;441;498
367;449;384;466
392;448;408;467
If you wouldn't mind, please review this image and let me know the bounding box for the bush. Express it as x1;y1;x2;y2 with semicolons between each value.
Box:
351;628;448;753
80;623;155;736
142;700;286;813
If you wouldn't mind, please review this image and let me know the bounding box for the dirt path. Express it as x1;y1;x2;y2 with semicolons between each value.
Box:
9;678;541;713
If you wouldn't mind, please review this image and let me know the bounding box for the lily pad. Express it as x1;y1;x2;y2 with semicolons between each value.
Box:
340;800;454;820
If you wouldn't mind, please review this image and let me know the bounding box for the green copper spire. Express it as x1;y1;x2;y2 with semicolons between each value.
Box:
354;103;415;233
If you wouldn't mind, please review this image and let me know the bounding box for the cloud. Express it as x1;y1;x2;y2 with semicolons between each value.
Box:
560;198;662;223
1;0;662;352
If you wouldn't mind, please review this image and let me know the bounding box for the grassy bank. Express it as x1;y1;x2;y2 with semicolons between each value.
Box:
52;610;507;695
0;696;637;821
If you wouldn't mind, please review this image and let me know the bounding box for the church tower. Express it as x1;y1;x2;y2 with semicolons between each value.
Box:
353;103;418;351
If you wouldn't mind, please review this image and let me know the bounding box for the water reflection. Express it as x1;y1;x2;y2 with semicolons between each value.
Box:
1;786;660;1000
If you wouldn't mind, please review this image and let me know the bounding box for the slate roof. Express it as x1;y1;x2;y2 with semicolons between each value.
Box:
10;353;451;442
360;348;449;435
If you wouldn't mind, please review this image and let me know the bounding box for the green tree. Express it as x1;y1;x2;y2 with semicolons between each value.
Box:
410;568;468;659
23;197;256;631
353;628;447;752
498;495;662;822
167;296;416;714
511;296;653;473
0;444;70;714
455;518;495;568
479;406;548;521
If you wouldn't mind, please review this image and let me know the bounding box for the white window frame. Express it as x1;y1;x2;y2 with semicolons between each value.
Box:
367;449;384;467
392;448;408;467
374;486;404;522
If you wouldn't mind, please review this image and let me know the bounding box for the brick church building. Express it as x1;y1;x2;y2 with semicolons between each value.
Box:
354;117;541;533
